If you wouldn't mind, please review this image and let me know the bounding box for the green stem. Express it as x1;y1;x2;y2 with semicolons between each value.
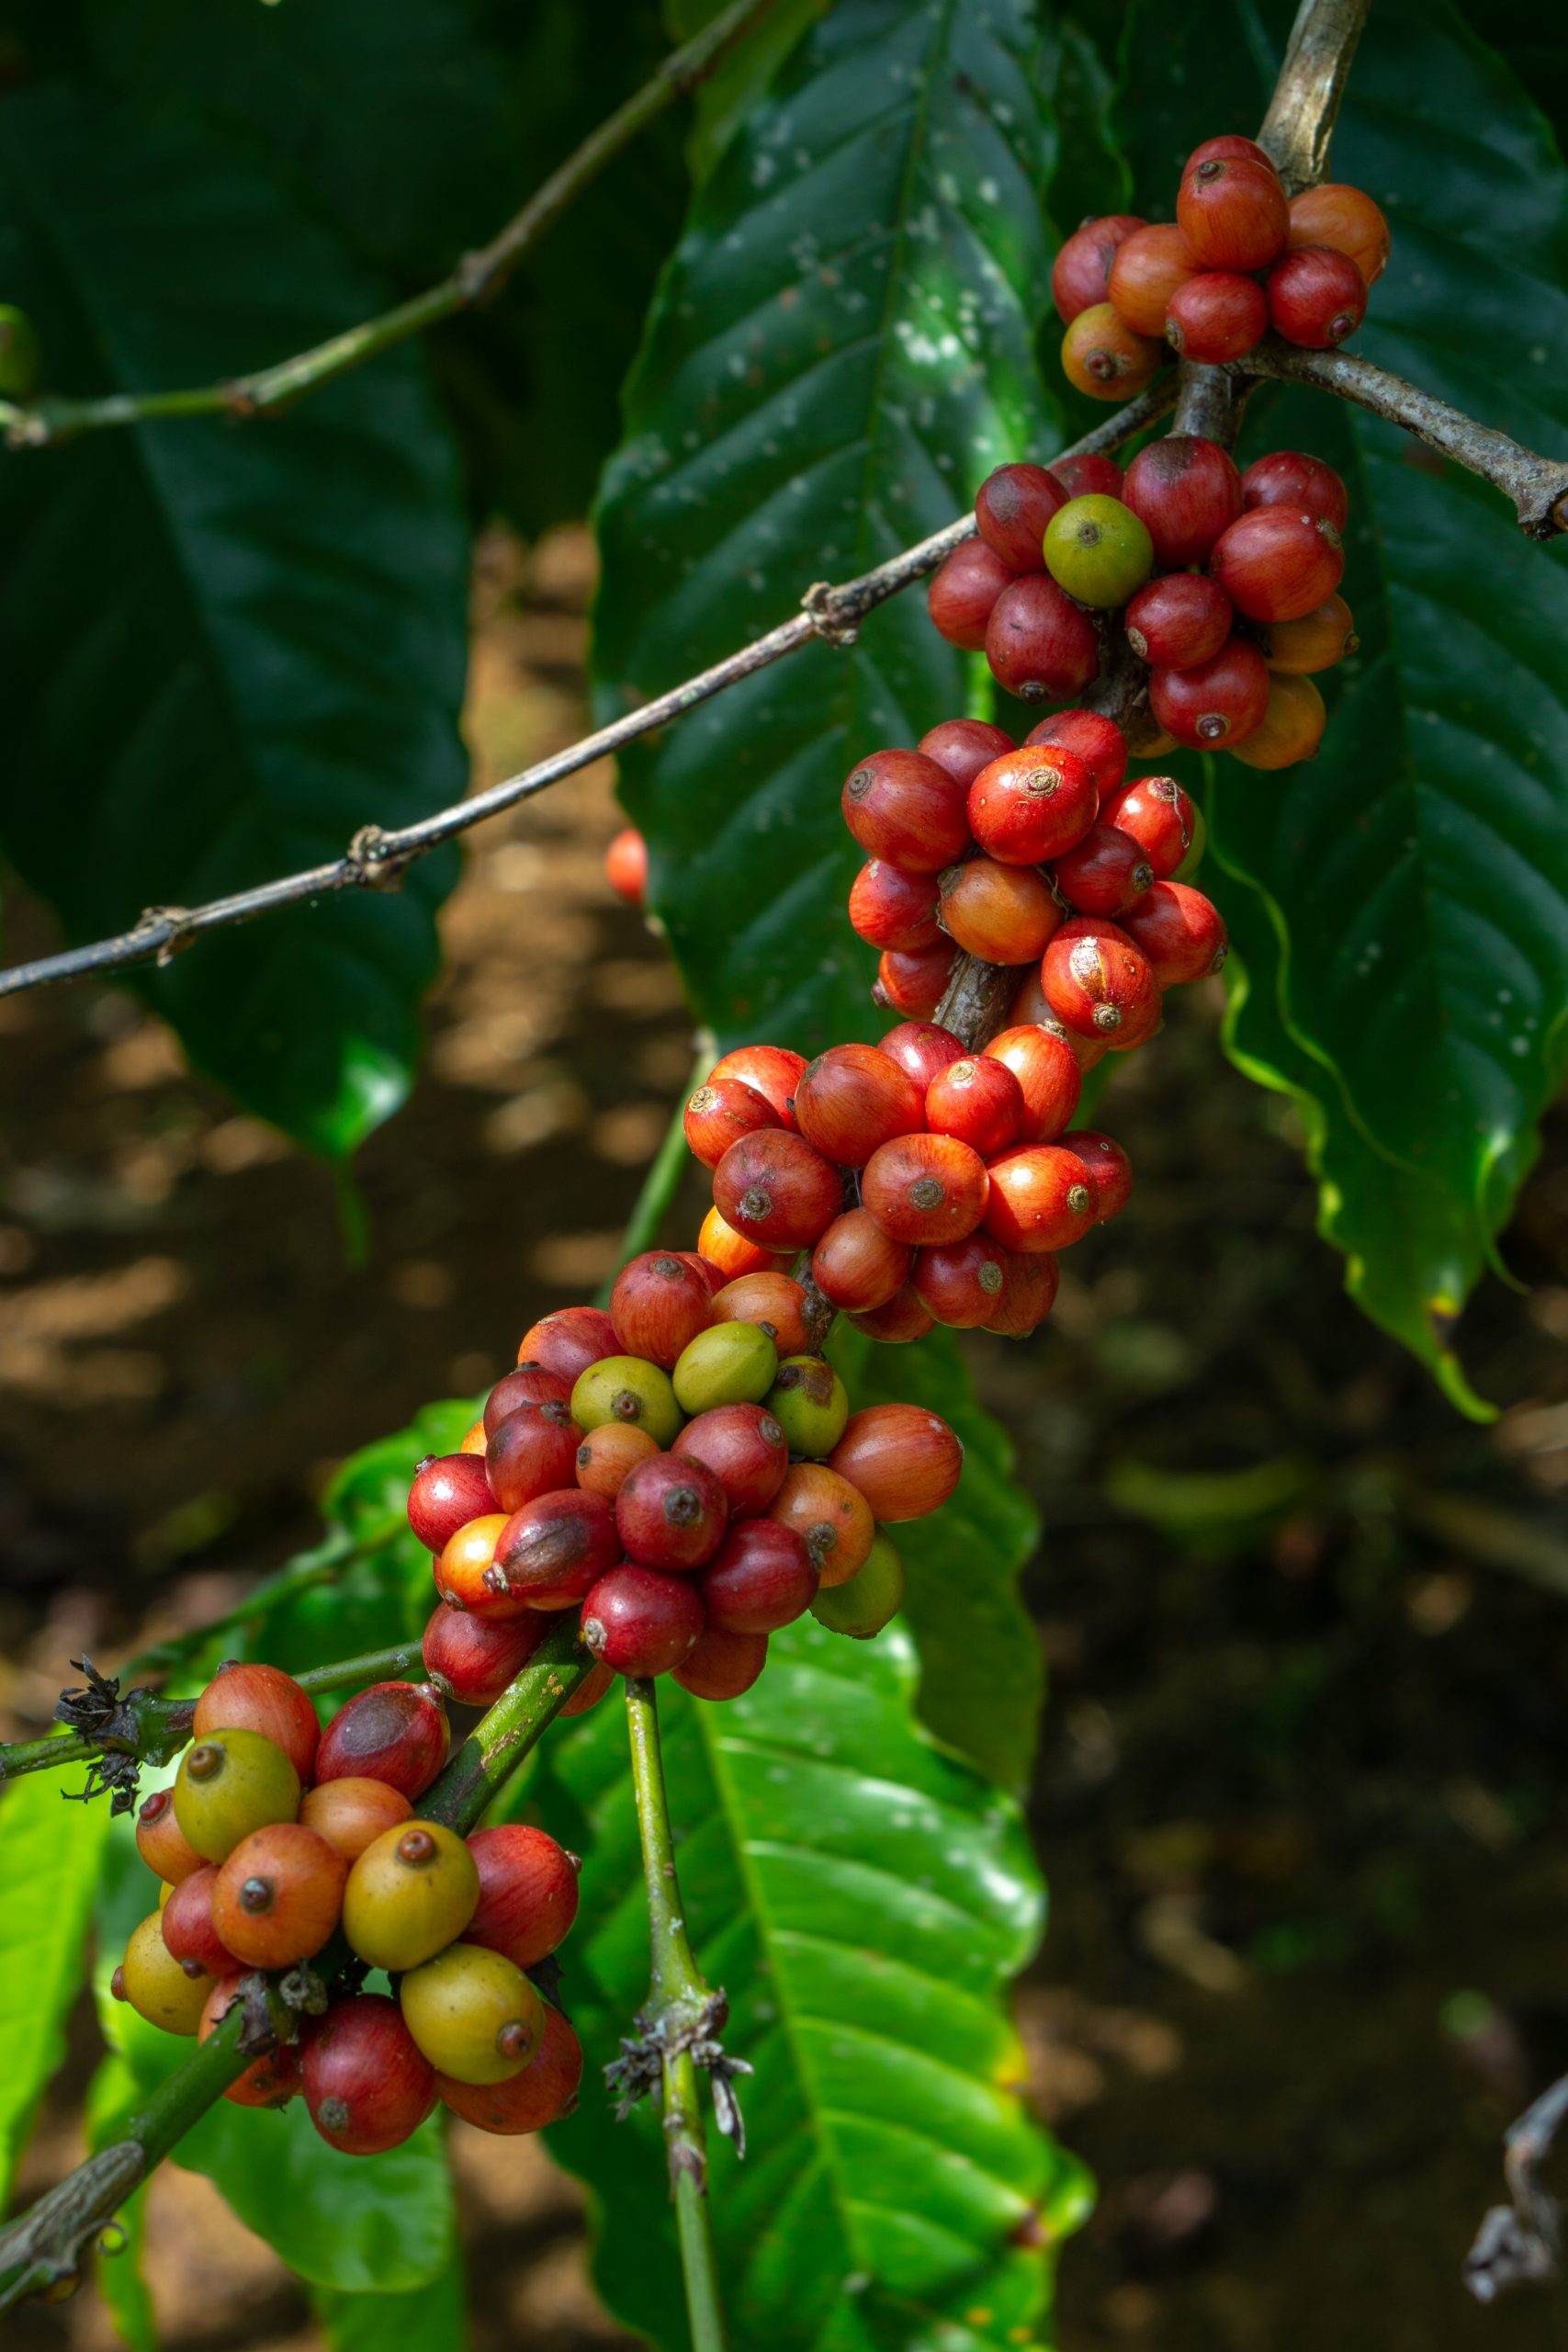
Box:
424;1618;592;1834
624;1677;728;2352
597;1046;717;1304
0;0;784;451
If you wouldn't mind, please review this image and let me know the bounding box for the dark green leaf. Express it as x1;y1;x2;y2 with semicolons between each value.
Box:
829;1326;1043;1791
665;0;829;183
0;1765;113;2200
537;1620;1090;2349
0;88;468;1155
592;0;1070;1057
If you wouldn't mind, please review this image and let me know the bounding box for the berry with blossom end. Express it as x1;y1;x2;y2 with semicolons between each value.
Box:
1059;1130;1133;1222
848;861;942;953
1149;634;1270;749
795;1043;925;1168
983;1144;1100;1253
1166;270;1268;363
1268;243;1367;345
1060;303;1164;401
1177;153;1289;272
1043;917;1162;1044
841;749;970;873
985;577;1100;704
581;1565;705;1676
682;1076;782;1170
938;857;1061;965
982;1024;1082;1145
615;1452;728;1573
494;1489;621;1610
1107;223;1199;336
1123;573;1232;673
707;1044;807;1129
862;1132;989;1247
968;743;1098;865
1211;507;1344;624
1099;776;1198;879
1022;707;1129;797
701;1519;818;1634
925;1056;1024;1159
1043;494;1154;609
1123;435;1242;570
1049;821;1155;919
828;1404;964;1522
672;1401;791;1516
874;941;957;1021
1118;881;1228;983
714;1130;845;1250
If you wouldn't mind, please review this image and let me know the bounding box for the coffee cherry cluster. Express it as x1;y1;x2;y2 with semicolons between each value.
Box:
1055;138;1389;391
115;1665;583;2146
417;1286;960;1697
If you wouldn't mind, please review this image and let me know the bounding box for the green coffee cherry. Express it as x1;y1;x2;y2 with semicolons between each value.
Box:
672;1320;778;1416
0;307;39;401
173;1726;301;1862
571;1354;684;1449
1043;494;1154;610
400;1941;544;2085
1172;800;1208;880
764;1356;849;1457
810;1530;905;1639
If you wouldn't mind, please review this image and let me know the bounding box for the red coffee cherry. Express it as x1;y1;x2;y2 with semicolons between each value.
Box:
810;1207;913;1314
1123;435;1243;569
1287;183;1391;286
1007;967;1107;1067
316;1682;450;1800
1100;776;1198;879
984;1144;1099;1252
1106;222;1200;336
967;744;1098;865
162;1866;242;1978
1059;1129;1133;1222
1228;671;1327;770
465;1824;581;1969
615;1452;728;1572
682;1075;782;1169
877;1020;966;1091
1242;450;1348;532
975;460;1069;570
1149;634;1270;748
1262;593;1357;674
984;576;1100;703
1049;821;1155;919
1178;154;1290;271
861;1133;989;1247
874;942;957;1022
1165;271;1267;362
912;1233;1010;1329
304;1994;436;2155
581;1565;705;1677
714;1130;846;1250
848;861;942;953
1043;917;1161;1044
841;748;970;872
1123;572;1233;671
938;857;1061;964
1051;451;1123;500
697;1205;791;1283
1051;213;1148;322
829;1404;963;1522
982;1247;1060;1337
982;1023;1082;1146
422;1604;547;1708
1021;708;1129;797
674;1625;769;1701
199;1975;303;2109
487;1402;582;1515
850;1284;936;1344
1119;880;1229;983
435;1514;517;1620
925;1056;1024;1159
610;1251;714;1369
604;826;647;908
494;1488;621;1609
1267;243;1366;345
795;1043;925;1168
672;1402;791;1516
700;1519;818;1634
136;1787;205;1886
515;1306;618;1385
213;1823;348;1970
927;538;1014;650
710;1271;818;1357
707;1045;807;1129
1210;507;1344;624
194;1663;320;1786
1186;134;1279;174
684;1253;731;1301
483;1364;573;1434
1060;303;1165;401
437;2003;582;2135
918;718;1016;788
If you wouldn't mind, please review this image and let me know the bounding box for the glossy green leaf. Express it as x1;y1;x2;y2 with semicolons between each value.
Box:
592;0;1069;1056
85;2057;159;2352
537;1620;1090;2350
0;88;468;1156
666;0;829;182
311;2262;468;2352
829;1326;1042;1792
1102;0;1568;1389
0;1762;114;2203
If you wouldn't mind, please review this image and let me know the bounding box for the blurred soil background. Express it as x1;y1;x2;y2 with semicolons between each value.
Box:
5;526;1568;2352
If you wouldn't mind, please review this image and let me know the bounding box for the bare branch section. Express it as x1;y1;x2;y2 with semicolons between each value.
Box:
1235;343;1568;537
0;386;1177;1003
0;0;784;450
1258;0;1369;194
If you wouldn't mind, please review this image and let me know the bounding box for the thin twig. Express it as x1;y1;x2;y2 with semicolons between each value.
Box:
1235;342;1568;537
0;0;785;451
0;386;1176;1005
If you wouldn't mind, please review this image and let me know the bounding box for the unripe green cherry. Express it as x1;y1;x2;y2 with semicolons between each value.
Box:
342;1822;479;1972
0;306;39;400
810;1529;905;1639
173;1726;301;1863
1043;494;1154;609
672;1319;778;1416
118;1912;212;2034
570;1354;684;1449
400;1941;545;2085
764;1356;850;1458
1171;800;1208;880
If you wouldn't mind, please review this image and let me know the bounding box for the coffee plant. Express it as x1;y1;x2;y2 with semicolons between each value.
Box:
2;0;1566;2342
